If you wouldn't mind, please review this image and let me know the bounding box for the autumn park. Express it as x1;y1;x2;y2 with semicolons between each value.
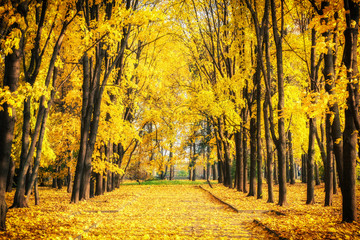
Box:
1;0;360;239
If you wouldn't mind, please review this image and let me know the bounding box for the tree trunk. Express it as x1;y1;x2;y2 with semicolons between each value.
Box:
264;99;274;202
222;140;232;188
34;178;39;206
288;131;295;184
14;12;69;208
324;115;333;206
274;152;278;185
6;158;15;192
95;172;103;196
242;112;248;193
192;167;196;181
103;172;108;193
256;76;263;199
307;118;316;205
0;47;20;231
71;53;93;203
270;0;287;206
67;167;72;193
52;177;57;188
333;160;337;194
315;161;320;185
286;140;290;183
26;76;56;200
216;138;224;184
192;142;196;181
206;142;211;181
212;163;217;181
57;177;63;190
90;173;95;198
235;131;243;192
342;0;359;222
248;117;256;197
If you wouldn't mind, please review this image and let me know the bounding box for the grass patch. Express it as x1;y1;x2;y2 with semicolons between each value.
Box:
121;179;217;186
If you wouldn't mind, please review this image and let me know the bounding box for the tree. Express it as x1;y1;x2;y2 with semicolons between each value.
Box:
12;0;79;208
71;0;139;203
270;0;287;206
0;0;27;230
342;0;359;223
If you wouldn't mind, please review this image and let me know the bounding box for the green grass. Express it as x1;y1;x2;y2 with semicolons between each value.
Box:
121;179;217;186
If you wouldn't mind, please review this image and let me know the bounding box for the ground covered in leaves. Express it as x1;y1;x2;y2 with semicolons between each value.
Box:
202;182;360;240
0;181;359;239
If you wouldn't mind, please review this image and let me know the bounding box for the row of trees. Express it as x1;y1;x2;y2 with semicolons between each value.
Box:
176;0;359;223
0;0;359;231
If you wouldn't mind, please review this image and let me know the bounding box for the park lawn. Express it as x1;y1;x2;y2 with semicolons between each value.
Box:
202;182;360;240
122;179;217;185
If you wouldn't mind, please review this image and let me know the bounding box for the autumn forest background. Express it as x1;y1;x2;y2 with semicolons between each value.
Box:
1;0;360;239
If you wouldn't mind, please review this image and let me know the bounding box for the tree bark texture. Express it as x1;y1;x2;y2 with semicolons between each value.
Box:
288;131;295;184
248;117;256;197
270;0;287;206
0;48;20;231
342;0;359;222
235;131;243;192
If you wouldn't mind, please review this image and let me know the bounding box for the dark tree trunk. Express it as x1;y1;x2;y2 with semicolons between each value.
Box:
256;76;263;199
307;119;316;205
19;99;31;189
189;168;192;181
34;178;39;206
67;167;72;193
286;141;289;183
72;53;93;203
111;172;116;191
264;99;274;202
25;167;33;194
333;160;337;194
6;158;15;192
235;131;243;192
302;154;307;183
192;167;196;181
107;170;112;192
274;152;278;185
205;129;211;181
270;0;287;206
212;163;217;181
315;161;320;185
216;138;224;184
325;116;334;206
306;25;319;205
288;132;295;184
218;161;224;184
248;117;256;197
115;144;124;188
57;177;63;190
242;112;248;193
106;142;113;191
0;47;20;231
90;173;95;198
192;142;196;181
222;141;232;188
342;0;359;223
52;177;57;188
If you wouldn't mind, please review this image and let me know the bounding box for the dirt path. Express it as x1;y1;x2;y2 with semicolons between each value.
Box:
82;185;267;239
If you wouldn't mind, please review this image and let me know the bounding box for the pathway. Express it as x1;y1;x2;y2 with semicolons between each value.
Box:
81;185;269;239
